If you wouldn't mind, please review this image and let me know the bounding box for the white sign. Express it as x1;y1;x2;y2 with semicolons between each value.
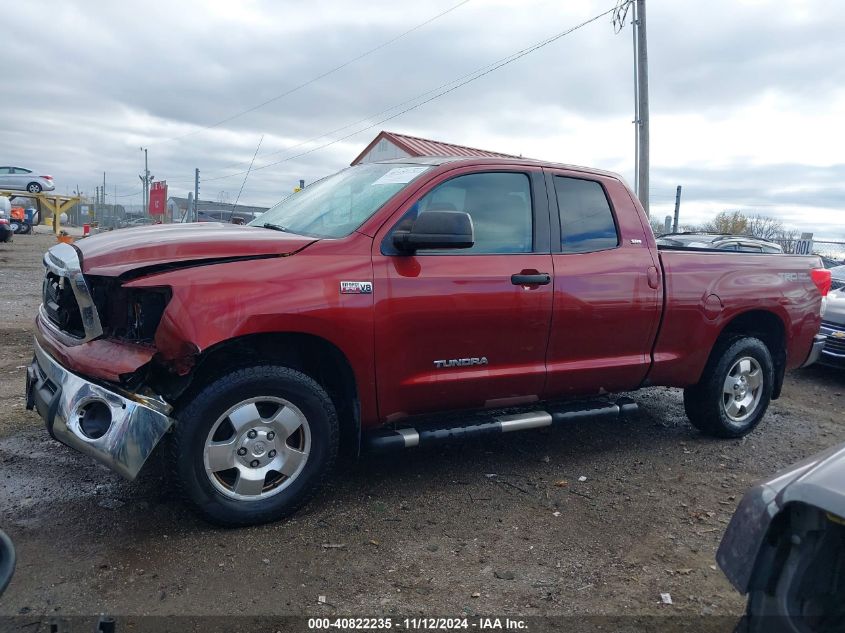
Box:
795;232;814;255
371;166;429;185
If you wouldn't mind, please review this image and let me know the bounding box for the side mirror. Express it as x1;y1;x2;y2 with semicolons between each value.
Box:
393;210;474;252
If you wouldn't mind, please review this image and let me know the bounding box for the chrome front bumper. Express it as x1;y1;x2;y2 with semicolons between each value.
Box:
25;338;174;480
800;333;827;368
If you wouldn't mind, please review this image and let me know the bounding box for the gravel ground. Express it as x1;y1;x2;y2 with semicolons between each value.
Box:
1;231;844;621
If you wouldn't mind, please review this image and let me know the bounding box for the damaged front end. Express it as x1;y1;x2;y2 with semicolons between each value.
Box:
28;243;184;480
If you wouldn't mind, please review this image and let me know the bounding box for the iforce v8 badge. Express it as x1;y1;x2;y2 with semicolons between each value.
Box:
340;281;373;294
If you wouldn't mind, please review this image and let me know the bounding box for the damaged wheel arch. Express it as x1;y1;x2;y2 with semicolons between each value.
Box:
165;332;362;459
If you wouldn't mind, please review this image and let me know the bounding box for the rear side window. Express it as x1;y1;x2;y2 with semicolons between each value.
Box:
554;176;618;253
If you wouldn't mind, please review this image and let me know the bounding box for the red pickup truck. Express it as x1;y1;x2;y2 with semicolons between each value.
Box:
26;157;831;525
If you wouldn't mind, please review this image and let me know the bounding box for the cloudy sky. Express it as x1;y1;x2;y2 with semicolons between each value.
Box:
2;0;844;238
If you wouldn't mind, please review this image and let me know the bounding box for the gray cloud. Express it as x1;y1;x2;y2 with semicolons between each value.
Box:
0;0;843;237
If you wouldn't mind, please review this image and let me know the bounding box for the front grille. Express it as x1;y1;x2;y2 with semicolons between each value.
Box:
42;271;85;338
831;279;845;292
821;321;845;357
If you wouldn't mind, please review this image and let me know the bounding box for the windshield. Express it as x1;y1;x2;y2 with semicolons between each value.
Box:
250;163;432;238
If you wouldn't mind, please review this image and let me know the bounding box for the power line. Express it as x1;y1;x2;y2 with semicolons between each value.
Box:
200;4;620;185
150;0;472;146
231;135;264;211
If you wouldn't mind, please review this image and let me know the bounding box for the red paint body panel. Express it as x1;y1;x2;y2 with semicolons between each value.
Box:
35;313;155;382
125;237;381;426
543;169;662;397
648;250;823;385
372;253;553;421
33;157;825;436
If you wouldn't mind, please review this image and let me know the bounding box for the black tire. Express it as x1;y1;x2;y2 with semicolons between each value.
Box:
170;365;339;526
26;182;42;194
683;336;774;438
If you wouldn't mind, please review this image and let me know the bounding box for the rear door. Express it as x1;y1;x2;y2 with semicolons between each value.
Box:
0;167;14;190
372;166;554;421
9;167;31;189
543;169;662;397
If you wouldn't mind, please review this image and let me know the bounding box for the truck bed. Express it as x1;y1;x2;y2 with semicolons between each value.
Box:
648;249;823;387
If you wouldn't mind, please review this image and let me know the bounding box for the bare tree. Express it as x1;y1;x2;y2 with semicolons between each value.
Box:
746;214;784;241
701;210;748;235
776;228;800;254
649;217;665;236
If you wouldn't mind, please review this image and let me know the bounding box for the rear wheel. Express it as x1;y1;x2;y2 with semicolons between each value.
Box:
26;182;42;194
684;336;773;438
171;365;339;526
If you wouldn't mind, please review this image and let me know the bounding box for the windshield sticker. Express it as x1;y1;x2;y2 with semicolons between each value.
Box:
371;166;429;185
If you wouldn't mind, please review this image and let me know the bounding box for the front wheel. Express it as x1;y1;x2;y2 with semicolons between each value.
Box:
683;336;774;438
170;365;339;526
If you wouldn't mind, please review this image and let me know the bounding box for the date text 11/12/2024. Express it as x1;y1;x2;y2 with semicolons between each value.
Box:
307;617;528;630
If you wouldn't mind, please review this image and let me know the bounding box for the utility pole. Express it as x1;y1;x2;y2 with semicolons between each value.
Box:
139;148;153;216
194;168;200;222
672;185;682;232
103;171;107;225
634;0;650;217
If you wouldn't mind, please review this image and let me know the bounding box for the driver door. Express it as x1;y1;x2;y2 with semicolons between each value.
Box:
371;166;554;422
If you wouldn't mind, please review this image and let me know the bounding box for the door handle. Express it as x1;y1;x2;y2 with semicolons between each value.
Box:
511;273;551;286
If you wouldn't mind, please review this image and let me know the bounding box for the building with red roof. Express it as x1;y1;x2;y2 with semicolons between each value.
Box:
350;130;517;166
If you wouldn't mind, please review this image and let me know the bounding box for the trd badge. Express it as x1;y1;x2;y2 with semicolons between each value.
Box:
340;281;373;294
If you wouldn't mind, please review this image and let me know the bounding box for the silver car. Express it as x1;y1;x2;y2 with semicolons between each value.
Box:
718;441;845;629
818;265;845;366
0;166;55;193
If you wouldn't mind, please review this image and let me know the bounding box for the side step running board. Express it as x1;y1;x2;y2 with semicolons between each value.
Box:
364;397;638;454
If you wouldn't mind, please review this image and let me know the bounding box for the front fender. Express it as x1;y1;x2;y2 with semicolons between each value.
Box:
126;238;379;423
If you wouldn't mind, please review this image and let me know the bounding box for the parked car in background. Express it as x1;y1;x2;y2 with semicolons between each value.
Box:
0;197;12;242
120;217;157;228
0;528;14;597
718;441;845;631
818;256;842;269
656;233;784;253
0;166;55;193
817;266;845;367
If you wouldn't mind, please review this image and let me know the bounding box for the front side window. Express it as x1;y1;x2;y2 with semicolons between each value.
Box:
252;163;432;238
397;172;533;254
554;176;618;253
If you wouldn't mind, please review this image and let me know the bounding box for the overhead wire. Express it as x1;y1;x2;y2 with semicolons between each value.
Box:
149;0;472;146
199;4;621;184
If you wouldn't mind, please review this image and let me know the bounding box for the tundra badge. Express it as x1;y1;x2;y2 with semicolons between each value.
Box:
340;281;373;294
434;357;489;369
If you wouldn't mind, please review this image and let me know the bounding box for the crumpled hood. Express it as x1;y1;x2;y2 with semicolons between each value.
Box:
75;223;318;276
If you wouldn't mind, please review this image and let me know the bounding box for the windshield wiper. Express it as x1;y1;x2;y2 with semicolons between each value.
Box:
262;223;289;232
